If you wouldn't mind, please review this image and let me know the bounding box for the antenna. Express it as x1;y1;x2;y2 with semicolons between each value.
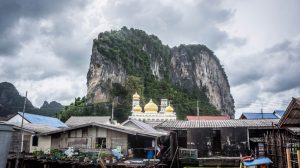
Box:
197;100;199;116
261;103;264;119
111;97;118;123
15;91;27;168
111;100;114;122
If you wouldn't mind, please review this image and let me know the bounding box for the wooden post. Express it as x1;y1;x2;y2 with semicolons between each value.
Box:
297;150;300;168
286;148;292;168
7;160;11;168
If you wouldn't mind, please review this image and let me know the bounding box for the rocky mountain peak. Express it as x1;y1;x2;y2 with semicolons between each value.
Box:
86;27;235;118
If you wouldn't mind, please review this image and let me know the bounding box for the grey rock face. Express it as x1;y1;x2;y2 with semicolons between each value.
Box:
87;43;127;103
170;45;234;117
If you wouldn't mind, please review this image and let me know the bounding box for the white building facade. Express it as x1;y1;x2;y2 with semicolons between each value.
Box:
129;92;177;124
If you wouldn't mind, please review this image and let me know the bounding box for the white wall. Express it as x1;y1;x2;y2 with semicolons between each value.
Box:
96;127;107;137
7;114;29;124
30;136;51;153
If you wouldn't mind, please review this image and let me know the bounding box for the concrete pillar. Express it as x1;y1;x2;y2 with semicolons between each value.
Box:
297;150;300;168
287;148;292;168
0;124;14;168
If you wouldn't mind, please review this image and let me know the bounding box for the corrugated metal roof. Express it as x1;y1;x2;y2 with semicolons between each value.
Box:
121;119;158;133
65;116;111;126
240;113;279;119
156;119;279;129
18;112;67;128
42;122;166;137
3;121;59;133
286;127;300;135
186;116;230;121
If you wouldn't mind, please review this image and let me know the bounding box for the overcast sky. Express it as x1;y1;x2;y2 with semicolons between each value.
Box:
0;0;299;118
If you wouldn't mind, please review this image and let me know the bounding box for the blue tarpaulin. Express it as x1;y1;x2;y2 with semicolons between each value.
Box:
243;157;272;166
241;113;278;119
18;112;67;128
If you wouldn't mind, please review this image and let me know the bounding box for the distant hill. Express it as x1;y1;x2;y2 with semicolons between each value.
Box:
0;82;63;117
0;82;37;117
40;101;64;117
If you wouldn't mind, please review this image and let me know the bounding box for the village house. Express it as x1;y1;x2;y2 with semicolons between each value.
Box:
40;122;165;155
156;119;278;158
5;113;165;156
1;121;58;153
264;98;300;168
4;112;66;153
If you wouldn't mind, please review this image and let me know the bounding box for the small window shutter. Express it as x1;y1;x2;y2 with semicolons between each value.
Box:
32;136;38;146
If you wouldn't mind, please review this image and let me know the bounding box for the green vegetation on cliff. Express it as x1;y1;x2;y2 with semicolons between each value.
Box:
95;27;171;78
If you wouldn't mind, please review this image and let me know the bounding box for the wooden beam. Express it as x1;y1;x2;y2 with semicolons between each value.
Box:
279;98;296;127
297;150;300;168
287;148;292;168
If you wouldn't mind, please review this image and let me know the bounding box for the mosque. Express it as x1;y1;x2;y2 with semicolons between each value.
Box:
128;92;177;125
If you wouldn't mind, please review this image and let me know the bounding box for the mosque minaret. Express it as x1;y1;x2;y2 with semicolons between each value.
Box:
129;92;177;124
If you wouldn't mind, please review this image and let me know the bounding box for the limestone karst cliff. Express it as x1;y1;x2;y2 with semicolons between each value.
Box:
87;27;234;118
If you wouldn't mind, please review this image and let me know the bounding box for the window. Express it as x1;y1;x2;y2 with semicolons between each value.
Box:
32;135;38;146
82;128;88;137
96;138;106;149
69;130;76;138
76;129;82;138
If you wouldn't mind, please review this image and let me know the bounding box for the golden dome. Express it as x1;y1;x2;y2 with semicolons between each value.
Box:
132;105;142;112
165;105;174;112
144;99;158;113
132;92;140;100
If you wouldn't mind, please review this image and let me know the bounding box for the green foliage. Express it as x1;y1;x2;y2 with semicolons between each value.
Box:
33;149;44;157
50;148;64;159
96;27;170;78
58;97;112;122
99;151;110;159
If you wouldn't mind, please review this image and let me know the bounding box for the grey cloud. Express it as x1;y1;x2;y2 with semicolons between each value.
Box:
0;0;91;81
1;59;66;81
0;0;86;56
229;37;300;94
0;33;21;55
228;54;265;86
103;0;245;49
231;83;260;109
261;38;300;92
266;73;300;92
